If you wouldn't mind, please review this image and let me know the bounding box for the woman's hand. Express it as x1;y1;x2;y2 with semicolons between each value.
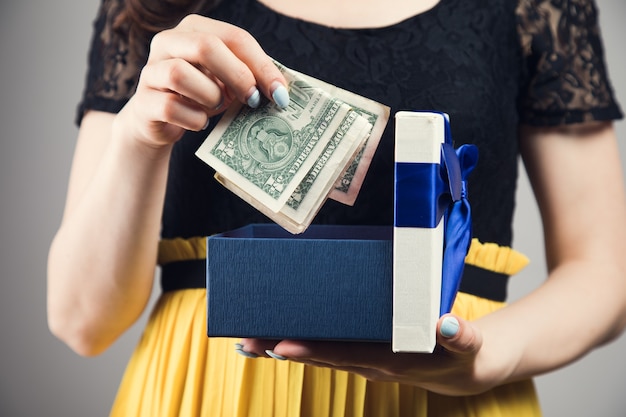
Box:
115;14;289;149
239;314;502;396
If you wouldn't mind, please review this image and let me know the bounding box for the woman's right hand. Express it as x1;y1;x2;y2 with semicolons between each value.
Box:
115;14;289;149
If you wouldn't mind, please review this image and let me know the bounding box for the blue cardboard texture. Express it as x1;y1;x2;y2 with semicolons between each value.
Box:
207;224;393;341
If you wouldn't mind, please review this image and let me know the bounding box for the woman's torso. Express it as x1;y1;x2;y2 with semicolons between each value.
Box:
162;0;525;245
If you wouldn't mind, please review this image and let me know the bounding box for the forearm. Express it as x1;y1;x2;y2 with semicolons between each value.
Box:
47;113;173;356
478;122;626;384
477;255;626;384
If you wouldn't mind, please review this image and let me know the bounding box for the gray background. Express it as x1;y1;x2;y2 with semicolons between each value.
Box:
1;0;624;415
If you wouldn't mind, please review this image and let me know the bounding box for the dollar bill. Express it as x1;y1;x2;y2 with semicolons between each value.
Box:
284;65;390;206
215;111;372;233
196;61;389;233
197;68;355;212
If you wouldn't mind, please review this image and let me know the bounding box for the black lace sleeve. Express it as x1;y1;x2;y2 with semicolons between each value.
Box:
516;0;623;126
75;0;147;125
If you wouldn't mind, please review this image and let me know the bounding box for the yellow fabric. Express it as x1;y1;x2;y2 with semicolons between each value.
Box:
158;237;207;265
157;236;531;275
110;238;541;417
465;238;530;275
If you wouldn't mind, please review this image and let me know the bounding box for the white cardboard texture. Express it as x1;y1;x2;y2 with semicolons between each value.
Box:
393;111;445;353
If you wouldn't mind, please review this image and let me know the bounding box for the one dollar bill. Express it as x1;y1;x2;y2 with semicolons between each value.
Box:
195;61;390;233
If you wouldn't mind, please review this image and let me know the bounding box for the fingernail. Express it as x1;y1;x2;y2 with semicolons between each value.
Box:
271;81;290;109
234;343;244;349
265;350;287;361
235;348;259;359
202;117;210;131
214;97;224;111
440;316;460;338
246;87;261;108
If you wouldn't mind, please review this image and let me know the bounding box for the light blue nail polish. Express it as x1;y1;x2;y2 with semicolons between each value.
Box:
235;348;259;359
272;84;290;109
440;316;460;338
265;350;287;361
234;343;244;350
247;88;261;108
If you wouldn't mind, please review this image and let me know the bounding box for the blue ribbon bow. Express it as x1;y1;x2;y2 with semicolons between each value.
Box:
394;118;478;315
439;143;478;314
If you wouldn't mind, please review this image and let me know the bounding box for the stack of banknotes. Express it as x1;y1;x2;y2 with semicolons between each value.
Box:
196;62;390;233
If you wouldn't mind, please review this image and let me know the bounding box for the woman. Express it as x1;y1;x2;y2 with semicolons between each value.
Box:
47;0;626;415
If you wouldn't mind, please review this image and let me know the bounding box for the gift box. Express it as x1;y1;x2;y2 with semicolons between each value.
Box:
207;224;394;342
206;112;478;352
393;111;478;352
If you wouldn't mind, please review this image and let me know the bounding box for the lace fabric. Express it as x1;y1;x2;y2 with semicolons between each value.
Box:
77;0;134;124
517;0;622;125
77;0;622;126
76;0;623;247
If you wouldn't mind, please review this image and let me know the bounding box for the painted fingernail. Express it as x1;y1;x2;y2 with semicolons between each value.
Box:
235;348;259;359
214;98;224;111
246;87;261;108
202;117;210;131
440;316;460;338
234;343;244;349
265;350;287;361
271;81;290;109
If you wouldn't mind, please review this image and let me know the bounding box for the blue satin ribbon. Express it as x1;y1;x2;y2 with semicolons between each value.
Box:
394;119;479;315
440;143;478;314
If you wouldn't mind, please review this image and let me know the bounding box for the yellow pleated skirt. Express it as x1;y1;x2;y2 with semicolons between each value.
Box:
109;238;542;416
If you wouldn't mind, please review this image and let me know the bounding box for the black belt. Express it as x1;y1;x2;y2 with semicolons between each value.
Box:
160;260;509;302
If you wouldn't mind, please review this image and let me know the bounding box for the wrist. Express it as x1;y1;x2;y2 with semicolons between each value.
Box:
112;99;182;159
472;317;524;389
105;120;175;187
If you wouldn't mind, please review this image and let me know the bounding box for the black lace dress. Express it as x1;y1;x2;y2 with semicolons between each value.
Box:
80;0;622;247
78;0;622;416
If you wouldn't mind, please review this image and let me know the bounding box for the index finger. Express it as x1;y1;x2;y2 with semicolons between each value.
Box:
153;15;289;107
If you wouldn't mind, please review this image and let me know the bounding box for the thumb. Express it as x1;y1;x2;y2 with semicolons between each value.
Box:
436;314;483;356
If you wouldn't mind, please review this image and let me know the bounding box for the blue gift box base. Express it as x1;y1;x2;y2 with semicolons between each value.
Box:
207;224;393;342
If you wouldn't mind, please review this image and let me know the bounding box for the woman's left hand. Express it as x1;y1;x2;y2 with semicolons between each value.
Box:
239;314;498;396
